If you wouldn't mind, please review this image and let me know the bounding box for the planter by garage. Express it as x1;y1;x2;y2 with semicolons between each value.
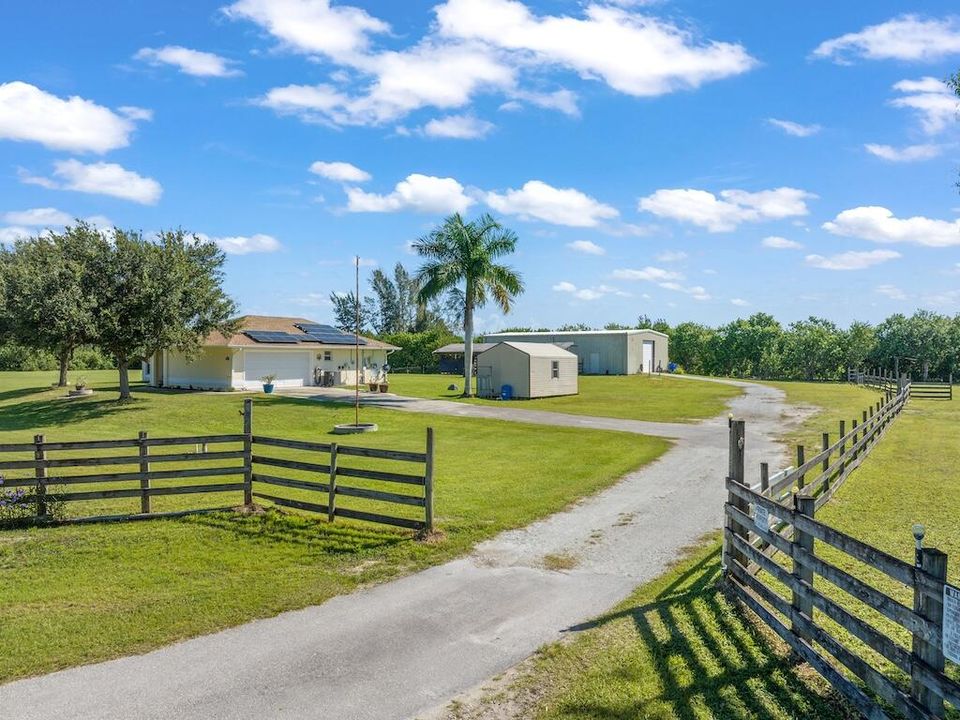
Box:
263;383;275;394
378;383;389;393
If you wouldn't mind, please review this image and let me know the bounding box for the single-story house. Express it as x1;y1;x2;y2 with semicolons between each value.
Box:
476;342;579;399
482;329;668;375
142;315;399;391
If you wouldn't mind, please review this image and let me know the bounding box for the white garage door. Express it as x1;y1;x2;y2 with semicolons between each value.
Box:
244;351;311;387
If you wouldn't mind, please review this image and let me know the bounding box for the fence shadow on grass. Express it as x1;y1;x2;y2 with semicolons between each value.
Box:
557;547;853;720
181;508;411;556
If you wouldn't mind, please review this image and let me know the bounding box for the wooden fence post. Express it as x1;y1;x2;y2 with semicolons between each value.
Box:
838;420;846;478
821;433;830;492
724;419;748;571
328;443;338;523
851;418;859;461
911;547;948;717
792;494;816;640
760;462;769;494
424;427;434;533
138;431;150;515
242;398;252;506
34;434;47;518
796;445;806;491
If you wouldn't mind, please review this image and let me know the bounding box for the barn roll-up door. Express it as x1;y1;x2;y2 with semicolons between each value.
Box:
243;350;311;387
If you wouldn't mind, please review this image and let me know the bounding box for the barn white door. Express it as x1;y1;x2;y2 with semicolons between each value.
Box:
588;352;601;374
244;351;311;387
642;341;654;374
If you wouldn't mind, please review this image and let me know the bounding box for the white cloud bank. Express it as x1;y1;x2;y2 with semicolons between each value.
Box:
345;174;473;214
813;15;960;63
22;160;162;205
196;232;281;255
553;280;628;301
309;160;371;182
638;187;814;232
3;207;73;226
134;46;242;77
566;240;605;255
422;114;494;139
484;180;618;227
228;0;756;127
761;235;803;249
0;81;144;153
805;250;900;271
865;143;943;162
889;77;957;135
823;206;960;247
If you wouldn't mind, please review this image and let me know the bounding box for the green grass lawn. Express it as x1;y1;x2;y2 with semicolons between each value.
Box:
386;373;742;423
0;369;669;682
453;384;960;719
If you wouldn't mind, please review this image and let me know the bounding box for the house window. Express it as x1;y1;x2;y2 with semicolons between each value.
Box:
323;351;332;361
551;360;560;379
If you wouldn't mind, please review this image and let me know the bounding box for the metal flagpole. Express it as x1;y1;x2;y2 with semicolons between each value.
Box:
355;255;360;428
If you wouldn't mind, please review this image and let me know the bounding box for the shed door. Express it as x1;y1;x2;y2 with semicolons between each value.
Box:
244;351;311;387
642;341;654;374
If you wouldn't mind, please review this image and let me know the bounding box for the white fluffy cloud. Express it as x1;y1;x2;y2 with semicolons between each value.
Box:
346;173;473;214
566;240;605;255
864;142;943;162
435;0;756;96
223;0;389;60
196;233;281;255
422;114;494;139
553;280;628;301
234;0;755;127
761;235;803;249
656;250;688;262
731;298;750;307
0;227;34;245
309;160;371;182
813;15;960;63
3;207;73;226
889;77;957;135
767;118;821;137
612;266;680;281
823;206;960;247
805;250;901;271
23;160;162;205
134;46;242;77
638;187;814;232
484;180;618;227
0;82;141;153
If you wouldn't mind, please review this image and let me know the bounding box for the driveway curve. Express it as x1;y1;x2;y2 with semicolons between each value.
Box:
0;378;801;720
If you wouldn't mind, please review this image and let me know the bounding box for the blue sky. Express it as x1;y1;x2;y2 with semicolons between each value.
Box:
2;1;960;331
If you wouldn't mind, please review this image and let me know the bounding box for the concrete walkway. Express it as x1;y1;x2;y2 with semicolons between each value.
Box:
0;379;800;720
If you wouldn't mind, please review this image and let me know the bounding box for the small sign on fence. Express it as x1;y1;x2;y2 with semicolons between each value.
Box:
753;503;772;534
945;584;960;664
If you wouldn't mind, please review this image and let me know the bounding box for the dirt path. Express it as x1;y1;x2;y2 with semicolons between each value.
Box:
0;379;802;720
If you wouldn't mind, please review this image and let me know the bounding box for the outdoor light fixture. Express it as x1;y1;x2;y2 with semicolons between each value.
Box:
912;523;925;566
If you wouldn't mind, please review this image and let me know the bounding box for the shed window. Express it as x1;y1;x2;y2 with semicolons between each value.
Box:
551;360;560;379
323;351;332;361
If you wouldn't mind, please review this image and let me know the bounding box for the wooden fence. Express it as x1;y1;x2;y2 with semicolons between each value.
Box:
0;399;434;533
724;388;960;718
849;368;954;400
910;382;954;401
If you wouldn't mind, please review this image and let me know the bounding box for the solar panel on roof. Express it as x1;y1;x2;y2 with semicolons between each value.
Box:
302;332;367;346
244;330;302;344
295;323;338;334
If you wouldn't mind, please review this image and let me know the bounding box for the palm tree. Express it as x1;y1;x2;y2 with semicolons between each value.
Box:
414;213;524;397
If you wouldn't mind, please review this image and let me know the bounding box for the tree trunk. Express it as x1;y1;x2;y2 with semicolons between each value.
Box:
57;346;73;387
118;360;131;400
462;294;474;397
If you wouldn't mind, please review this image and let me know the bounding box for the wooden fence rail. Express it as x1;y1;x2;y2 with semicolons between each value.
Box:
0;398;434;534
723;391;959;719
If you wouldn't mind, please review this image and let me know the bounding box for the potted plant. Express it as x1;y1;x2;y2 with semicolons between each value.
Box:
260;374;277;394
74;376;87;392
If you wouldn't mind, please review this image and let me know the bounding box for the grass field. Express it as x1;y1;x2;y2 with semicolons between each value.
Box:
451;383;960;719
387;373;742;423
0;370;668;682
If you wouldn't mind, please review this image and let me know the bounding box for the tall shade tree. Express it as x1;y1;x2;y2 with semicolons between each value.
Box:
414;213;524;397
91;229;237;400
1;223;100;386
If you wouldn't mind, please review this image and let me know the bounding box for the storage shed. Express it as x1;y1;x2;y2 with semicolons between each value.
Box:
476;342;578;399
482;329;668;375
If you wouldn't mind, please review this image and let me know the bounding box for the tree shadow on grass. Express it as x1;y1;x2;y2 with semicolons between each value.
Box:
556;547;854;720
0;395;143;432
182;509;411;557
